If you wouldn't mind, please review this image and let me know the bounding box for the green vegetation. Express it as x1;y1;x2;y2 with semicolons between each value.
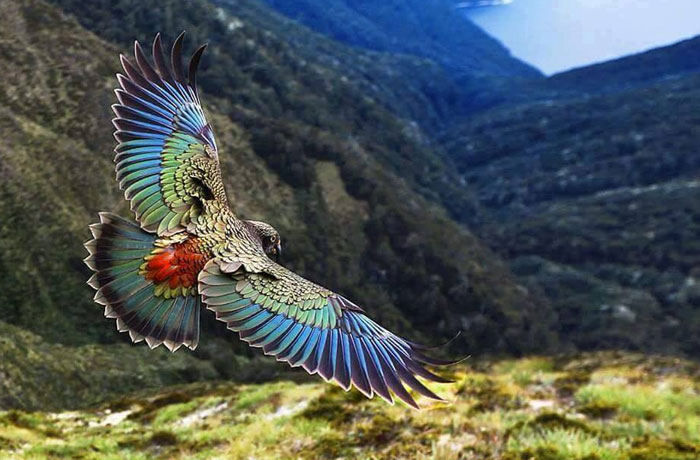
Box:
2;352;698;459
0;321;216;411
257;0;541;78
550;36;700;93
0;319;317;411
445;45;700;356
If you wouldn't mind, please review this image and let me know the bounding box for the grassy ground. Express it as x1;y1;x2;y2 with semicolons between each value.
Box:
1;352;698;459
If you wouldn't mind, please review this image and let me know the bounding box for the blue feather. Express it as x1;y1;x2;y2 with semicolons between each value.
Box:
362;337;385;379
271;323;304;356
298;328;323;366
175;117;201;137
341;333;352;373
219;304;260;323
117;104;172;127
151;81;184;108
284;326;313;364
352;336;369;377
116;148;162;162
137;83;179;112
162;81;187;105
330;329;339;372
238;309;272;331
314;328;330;365
124;92;176;118
245;315;285;343
259;317;294;347
122;118;172;134
116;138;166;150
117;130;169;140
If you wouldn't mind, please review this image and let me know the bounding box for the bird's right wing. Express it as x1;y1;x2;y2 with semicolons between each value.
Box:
198;260;457;409
113;33;224;236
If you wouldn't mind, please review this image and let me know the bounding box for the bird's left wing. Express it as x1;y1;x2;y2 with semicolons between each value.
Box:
198;261;455;409
113;33;223;236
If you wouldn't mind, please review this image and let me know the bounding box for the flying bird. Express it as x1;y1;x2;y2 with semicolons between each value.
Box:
84;33;457;409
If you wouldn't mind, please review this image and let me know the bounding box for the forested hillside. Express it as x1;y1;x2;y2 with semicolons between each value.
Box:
258;0;540;78
444;39;700;355
549;36;700;93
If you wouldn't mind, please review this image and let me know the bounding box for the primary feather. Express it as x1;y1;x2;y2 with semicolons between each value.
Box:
85;32;457;409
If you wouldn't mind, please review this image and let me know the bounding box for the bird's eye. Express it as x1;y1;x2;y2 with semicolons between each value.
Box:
270;235;277;243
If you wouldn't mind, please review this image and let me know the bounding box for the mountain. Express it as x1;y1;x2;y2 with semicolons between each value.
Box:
444;37;700;355
244;0;544;124
257;0;540;78
550;36;700;94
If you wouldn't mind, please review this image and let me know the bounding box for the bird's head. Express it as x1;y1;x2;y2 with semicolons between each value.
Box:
245;220;282;262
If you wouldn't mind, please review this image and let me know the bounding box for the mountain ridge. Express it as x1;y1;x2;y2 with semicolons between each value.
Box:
443;36;700;355
549;35;700;93
257;0;541;78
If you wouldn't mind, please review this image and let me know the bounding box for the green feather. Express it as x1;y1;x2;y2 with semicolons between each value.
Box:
212;298;251;313
141;206;169;227
136;192;162;215
269;301;282;313
131;184;161;204
241;284;256;297
201;284;236;297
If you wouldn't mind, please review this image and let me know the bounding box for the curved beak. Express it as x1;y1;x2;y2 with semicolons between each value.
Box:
274;242;282;263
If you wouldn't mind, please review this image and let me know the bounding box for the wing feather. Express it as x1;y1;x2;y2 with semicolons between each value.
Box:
112;33;222;236
199;261;457;409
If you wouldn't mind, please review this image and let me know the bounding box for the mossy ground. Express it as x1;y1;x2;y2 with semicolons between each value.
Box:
1;351;698;459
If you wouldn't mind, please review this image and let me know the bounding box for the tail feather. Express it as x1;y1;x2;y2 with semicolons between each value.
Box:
84;212;200;351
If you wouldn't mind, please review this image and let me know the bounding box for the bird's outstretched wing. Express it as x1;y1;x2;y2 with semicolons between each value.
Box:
113;33;222;236
199;261;456;409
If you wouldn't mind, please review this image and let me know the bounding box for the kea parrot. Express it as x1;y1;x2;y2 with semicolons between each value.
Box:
84;33;458;409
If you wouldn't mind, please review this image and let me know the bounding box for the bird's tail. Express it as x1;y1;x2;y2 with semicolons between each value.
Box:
84;212;200;351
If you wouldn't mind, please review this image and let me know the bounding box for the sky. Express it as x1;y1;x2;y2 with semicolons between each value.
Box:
463;0;700;75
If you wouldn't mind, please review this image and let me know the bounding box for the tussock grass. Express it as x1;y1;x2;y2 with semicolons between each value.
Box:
1;352;699;459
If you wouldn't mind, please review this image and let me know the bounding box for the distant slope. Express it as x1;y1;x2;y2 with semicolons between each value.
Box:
249;0;543;121
0;0;556;360
256;0;541;78
449;35;700;120
550;35;700;93
0;321;217;411
447;75;700;209
444;44;700;355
